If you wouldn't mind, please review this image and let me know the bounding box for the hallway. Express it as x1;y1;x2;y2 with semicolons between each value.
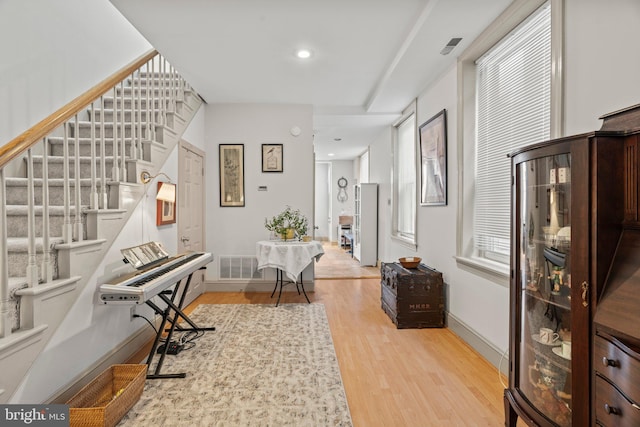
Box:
315;241;380;280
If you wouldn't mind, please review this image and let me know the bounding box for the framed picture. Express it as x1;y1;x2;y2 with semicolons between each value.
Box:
219;144;245;207
419;109;447;206
262;143;283;172
156;182;176;225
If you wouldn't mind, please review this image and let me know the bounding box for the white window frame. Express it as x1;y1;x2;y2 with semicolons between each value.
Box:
456;0;564;282
391;100;418;249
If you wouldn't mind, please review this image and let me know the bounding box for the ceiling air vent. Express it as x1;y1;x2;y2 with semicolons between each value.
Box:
440;38;463;55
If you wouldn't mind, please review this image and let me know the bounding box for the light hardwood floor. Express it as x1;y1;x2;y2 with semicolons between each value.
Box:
315;241;380;279
184;279;507;426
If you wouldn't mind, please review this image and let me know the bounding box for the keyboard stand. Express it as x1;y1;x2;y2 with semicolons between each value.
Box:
145;267;215;379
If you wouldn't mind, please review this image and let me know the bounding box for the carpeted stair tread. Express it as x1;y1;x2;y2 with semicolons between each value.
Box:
6;205;81;215
7;236;66;252
6;177;118;185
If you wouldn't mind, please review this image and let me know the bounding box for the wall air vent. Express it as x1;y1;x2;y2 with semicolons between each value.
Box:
218;256;263;280
440;37;463;55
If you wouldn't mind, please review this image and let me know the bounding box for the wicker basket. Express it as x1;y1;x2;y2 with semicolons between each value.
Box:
67;364;147;427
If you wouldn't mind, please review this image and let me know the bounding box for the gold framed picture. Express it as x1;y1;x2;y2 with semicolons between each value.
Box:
219;144;245;207
156;182;176;225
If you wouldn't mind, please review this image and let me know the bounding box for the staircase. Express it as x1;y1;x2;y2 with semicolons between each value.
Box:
0;50;203;403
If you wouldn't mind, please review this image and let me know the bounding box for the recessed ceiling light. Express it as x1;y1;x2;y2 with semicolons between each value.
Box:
328;153;335;157
296;49;312;59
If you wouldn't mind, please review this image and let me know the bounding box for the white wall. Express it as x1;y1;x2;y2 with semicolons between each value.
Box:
204;104;314;285
563;0;640;134
182;106;207;152
0;0;152;146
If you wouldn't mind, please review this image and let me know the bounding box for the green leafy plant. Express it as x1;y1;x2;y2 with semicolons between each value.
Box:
265;206;309;240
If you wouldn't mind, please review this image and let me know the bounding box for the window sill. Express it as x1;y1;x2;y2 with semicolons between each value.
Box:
454;256;510;288
391;235;417;252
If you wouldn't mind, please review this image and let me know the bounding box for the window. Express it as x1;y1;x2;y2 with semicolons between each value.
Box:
475;2;551;264
458;0;561;278
392;102;417;247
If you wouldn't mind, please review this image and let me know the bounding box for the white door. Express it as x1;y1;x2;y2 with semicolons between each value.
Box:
314;162;331;240
178;141;206;306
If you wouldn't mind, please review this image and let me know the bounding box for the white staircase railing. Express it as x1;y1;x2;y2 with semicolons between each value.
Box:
0;49;196;339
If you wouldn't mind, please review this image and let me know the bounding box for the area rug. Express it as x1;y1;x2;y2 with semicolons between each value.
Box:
119;304;353;427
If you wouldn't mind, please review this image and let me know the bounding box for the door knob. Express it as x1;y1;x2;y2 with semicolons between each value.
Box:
181;236;190;243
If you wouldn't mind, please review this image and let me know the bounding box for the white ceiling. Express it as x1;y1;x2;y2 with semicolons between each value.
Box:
110;0;513;160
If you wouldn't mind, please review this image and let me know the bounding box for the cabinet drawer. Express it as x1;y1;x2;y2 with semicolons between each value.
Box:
594;335;640;403
595;376;640;426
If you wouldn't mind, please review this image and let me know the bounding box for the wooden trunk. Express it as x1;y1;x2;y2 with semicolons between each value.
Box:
380;262;445;329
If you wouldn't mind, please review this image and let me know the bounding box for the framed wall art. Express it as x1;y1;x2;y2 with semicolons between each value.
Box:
156;182;176;225
262;143;283;172
419;109;447;206
219;144;245;207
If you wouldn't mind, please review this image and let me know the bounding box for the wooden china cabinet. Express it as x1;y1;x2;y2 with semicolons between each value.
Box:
503;106;640;426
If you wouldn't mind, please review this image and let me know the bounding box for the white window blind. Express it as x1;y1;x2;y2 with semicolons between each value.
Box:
395;113;416;239
474;2;551;259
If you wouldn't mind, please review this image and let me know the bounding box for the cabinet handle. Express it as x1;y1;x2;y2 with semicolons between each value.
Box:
602;357;619;368
604;404;619;415
581;281;589;307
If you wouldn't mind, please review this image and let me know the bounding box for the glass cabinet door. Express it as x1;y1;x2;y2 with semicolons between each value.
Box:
516;153;572;426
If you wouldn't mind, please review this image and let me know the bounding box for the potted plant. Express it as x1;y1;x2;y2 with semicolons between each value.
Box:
265;206;309;241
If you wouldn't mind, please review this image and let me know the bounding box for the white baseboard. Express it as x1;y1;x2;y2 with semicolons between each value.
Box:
46;320;160;404
204;280;315;293
446;312;509;376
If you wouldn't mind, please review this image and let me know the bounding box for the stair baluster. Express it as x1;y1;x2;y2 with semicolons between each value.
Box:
150;59;157;141
129;70;138;162
99;95;108;209
41;137;53;283
136;69;143;160
0;168;8;338
89;104;98;210
111;86;119;182
160;58;166;127
169;64;176;114
119;81;126;183
26;149;39;285
73;115;83;242
62;123;72;243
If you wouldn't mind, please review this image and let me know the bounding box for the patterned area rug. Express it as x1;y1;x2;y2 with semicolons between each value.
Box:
119;304;353;426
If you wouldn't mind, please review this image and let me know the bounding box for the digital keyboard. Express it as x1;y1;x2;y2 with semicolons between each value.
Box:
99;251;213;304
